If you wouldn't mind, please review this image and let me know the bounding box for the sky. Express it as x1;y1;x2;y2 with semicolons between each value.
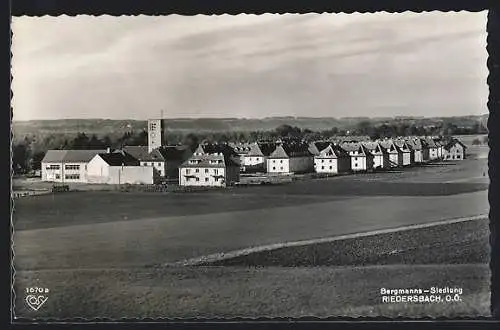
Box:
11;12;488;121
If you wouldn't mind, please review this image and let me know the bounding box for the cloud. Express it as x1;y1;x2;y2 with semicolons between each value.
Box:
11;12;487;120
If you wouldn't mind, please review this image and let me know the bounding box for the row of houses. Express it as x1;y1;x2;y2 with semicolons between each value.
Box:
228;136;466;175
41;136;466;187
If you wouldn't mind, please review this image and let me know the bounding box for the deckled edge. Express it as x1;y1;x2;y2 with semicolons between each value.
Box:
487;8;500;320
10;7;495;323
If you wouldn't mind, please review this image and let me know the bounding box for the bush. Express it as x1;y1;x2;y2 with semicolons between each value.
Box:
471;138;481;145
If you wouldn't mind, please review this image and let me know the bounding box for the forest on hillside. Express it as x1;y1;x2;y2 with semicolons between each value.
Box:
11;116;488;174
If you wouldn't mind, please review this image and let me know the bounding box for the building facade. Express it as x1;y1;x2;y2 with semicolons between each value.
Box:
41;149;106;183
179;144;240;187
362;142;389;170
267;142;314;174
379;140;403;167
314;143;351;174
341;142;374;172
443;139;467;160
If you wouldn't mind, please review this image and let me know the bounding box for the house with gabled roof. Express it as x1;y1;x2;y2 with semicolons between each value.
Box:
362;141;389;170
239;142;276;173
406;138;428;163
443;138;467;160
314;143;351;174
41;149;107;182
425;137;440;160
267;141;314;174
308;141;332;157
378;139;403;168
179;143;240;187
394;139;414;166
341;142;374;172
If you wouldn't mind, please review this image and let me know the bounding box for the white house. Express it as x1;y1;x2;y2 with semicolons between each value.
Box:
229;143;252;171
425;137;440;161
443;138;467;160
362;141;389;170
267;141;314;174
314;143;351;174
87;151;157;184
379;140;403;168
394;139;414;166
341;142;374;172
240;142;276;173
41;149;107;183
406;138;428;163
178;144;240;187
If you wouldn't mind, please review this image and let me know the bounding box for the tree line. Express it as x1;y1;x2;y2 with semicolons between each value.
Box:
12;120;487;174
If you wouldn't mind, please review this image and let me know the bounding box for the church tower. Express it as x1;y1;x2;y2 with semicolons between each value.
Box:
148;119;164;153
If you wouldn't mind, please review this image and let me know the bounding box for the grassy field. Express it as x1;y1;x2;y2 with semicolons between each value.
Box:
12;155;490;319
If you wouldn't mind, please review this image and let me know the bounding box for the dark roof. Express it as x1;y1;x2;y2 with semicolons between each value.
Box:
179;154;240;168
42;149;107;163
98;152;140;166
379;140;402;153
362;142;386;154
157;146;190;161
183;143;240;168
229;143;253;154
194;143;239;157
308;141;332;156
316;144;349;158
444;138;467;151
246;142;277;157
122;145;190;162
122;146;150;160
394;139;412;152
269;142;312;158
341;142;372;156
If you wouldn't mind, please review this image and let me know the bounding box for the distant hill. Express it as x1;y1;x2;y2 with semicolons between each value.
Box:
12;114;489;138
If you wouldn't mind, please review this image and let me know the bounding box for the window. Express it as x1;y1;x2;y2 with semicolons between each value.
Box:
196;177;200;181
457;155;461;159
273;167;276;170
186;169;191;174
205;169;209;173
354;157;358;161
256;158;261;162
46;164;60;170
280;160;283;163
321;166;324;170
329;159;332;163
329;166;333;170
205;177;209;182
354;163;358;168
65;164;80;170
215;177;219;182
65;174;80;180
321;159;324;163
195;169;199;173
272;160;276;163
214;169;218;175
280;167;283;170
157;162;161;166
55;174;60;179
